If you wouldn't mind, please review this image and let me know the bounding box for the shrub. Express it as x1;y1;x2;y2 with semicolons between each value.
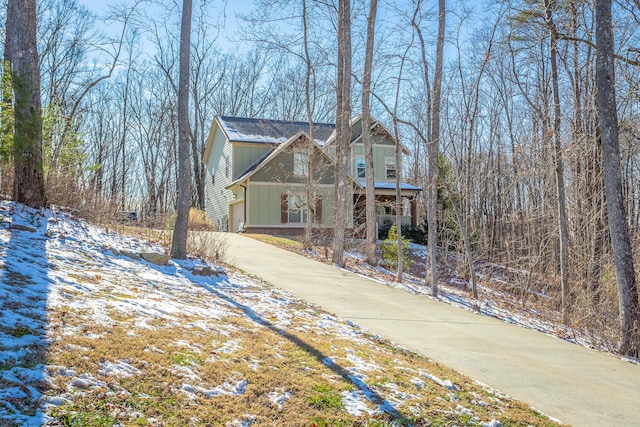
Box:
378;219;394;240
380;225;414;269
378;219;425;244
188;208;215;231
187;231;227;263
401;225;425;244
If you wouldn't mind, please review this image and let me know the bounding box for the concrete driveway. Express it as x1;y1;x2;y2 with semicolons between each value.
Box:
214;232;640;426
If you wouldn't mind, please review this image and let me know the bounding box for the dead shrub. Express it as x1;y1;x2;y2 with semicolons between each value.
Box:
188;208;215;231
568;271;621;352
187;231;227;263
45;172;91;211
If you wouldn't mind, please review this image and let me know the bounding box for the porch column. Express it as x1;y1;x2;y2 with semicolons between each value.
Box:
411;197;417;227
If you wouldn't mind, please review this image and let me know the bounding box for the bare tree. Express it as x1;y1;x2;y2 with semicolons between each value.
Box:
171;0;192;259
302;0;317;249
362;0;378;265
7;0;46;208
332;0;352;267
595;0;639;357
428;0;445;296
543;0;570;321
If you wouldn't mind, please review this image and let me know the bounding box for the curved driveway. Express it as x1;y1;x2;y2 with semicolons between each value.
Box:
218;233;640;426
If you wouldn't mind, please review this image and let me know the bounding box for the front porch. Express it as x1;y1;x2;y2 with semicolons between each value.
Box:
353;192;419;236
376;214;413;227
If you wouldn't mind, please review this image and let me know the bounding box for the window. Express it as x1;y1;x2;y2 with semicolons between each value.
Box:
356;156;365;178
288;194;307;223
385;157;396;179
294;150;308;177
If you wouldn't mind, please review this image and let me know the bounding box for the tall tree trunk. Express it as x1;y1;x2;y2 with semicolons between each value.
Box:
394;115;403;281
362;0;378;266
8;0;46;208
332;0;351;267
1;17;13;193
171;0;193;259
428;0;445;296
544;0;570;321
303;0;316;250
118;53;132;210
595;0;639;357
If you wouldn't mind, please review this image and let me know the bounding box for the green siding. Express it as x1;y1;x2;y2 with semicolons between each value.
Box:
251;149;334;185
247;183;338;227
233;144;271;179
205;127;234;230
375;146;396;180
350;120;362;142
351;144;397;181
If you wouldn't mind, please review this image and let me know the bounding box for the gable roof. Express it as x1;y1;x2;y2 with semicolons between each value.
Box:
323;114;410;155
203;114;411;166
226;131;335;189
218;116;336;145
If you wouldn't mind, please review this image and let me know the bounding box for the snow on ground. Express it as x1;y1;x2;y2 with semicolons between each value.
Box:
0;201;387;424
0;201;557;425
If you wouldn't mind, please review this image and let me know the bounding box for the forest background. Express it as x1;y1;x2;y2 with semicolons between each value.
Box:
2;0;640;356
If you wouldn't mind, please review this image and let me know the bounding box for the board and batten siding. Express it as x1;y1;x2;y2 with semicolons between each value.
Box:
233;144;272;179
351;138;397;181
251;149;334;185
204;128;234;230
247;182;339;227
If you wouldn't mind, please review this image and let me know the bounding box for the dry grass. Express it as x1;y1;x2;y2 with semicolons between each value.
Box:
36;223;559;426
188;208;216;231
247;234;305;252
44;274;561;426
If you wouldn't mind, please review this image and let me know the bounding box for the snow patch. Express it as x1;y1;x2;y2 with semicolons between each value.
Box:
268;388;291;410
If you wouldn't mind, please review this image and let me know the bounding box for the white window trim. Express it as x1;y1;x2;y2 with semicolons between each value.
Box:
293;150;308;178
385;156;396;179
356;156;365;178
288;193;308;223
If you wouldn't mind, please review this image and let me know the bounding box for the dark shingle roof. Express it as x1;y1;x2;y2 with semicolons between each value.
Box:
218;116;335;145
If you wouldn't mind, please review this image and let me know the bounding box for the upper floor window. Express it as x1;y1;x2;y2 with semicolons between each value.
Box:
385;157;396;179
294;150;308;177
356;156;365;178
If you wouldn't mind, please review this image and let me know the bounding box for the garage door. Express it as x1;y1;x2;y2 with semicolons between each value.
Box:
230;202;244;232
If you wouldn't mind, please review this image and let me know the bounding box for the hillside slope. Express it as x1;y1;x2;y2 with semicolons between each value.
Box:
0;201;557;426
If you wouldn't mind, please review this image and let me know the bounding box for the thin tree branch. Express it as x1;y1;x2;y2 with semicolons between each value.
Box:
557;33;640;66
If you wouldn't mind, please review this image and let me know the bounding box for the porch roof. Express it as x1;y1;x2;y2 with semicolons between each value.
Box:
357;181;422;192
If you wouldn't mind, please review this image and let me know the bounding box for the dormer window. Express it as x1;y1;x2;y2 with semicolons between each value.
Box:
294;150;308;177
356;156;365;178
385;157;396;179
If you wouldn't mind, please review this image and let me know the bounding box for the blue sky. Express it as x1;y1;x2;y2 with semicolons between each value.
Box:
77;0;255;50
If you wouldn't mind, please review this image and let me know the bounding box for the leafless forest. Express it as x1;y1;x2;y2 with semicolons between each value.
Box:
2;0;640;355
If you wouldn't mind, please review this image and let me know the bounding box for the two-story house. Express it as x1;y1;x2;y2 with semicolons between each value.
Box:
203;115;421;235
